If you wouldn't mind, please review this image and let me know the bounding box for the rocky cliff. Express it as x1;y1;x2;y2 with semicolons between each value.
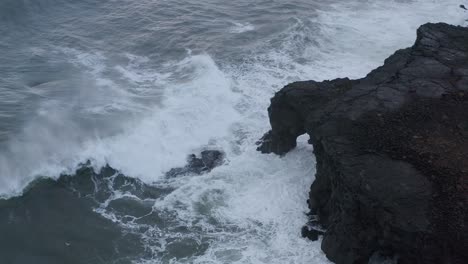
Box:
258;23;468;264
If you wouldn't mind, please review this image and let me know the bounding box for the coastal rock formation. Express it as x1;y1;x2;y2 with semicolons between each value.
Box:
165;150;224;178
258;23;468;264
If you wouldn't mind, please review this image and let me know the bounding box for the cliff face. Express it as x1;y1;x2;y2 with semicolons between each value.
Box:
258;23;468;264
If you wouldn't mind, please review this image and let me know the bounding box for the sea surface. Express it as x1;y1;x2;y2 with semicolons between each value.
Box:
0;0;465;263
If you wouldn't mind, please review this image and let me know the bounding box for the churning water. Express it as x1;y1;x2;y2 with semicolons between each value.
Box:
0;0;465;263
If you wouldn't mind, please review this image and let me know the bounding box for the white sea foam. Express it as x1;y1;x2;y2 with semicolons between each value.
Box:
230;22;255;33
0;0;466;263
140;1;465;263
0;52;240;196
79;54;241;182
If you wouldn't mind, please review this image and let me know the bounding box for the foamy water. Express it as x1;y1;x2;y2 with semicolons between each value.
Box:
0;0;466;263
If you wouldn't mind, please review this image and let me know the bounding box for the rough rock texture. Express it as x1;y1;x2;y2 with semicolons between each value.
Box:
258;23;468;264
165;150;224;177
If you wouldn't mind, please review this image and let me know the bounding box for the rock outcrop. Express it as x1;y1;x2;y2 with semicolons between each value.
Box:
165;150;224;178
258;23;468;264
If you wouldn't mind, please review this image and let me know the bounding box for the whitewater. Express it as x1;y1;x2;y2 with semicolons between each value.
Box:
0;0;466;263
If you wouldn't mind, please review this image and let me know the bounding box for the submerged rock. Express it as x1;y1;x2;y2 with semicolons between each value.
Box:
165;150;224;177
258;23;468;264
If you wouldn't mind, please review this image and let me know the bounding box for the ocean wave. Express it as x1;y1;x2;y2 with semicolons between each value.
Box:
0;0;466;263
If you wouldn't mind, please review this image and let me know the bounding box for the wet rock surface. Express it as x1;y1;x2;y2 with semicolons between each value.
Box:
258;23;468;264
165;150;224;178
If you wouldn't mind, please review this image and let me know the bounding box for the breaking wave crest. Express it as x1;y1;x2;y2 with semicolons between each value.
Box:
0;0;466;263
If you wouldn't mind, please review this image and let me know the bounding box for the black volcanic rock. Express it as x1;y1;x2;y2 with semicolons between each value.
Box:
165;150;224;177
258;23;468;264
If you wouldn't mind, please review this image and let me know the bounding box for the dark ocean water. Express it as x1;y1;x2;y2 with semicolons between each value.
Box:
0;1;465;263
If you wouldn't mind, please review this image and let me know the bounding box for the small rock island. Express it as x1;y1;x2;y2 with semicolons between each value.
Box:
258;23;467;264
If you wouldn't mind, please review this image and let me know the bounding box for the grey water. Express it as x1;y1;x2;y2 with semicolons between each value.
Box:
0;0;464;263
